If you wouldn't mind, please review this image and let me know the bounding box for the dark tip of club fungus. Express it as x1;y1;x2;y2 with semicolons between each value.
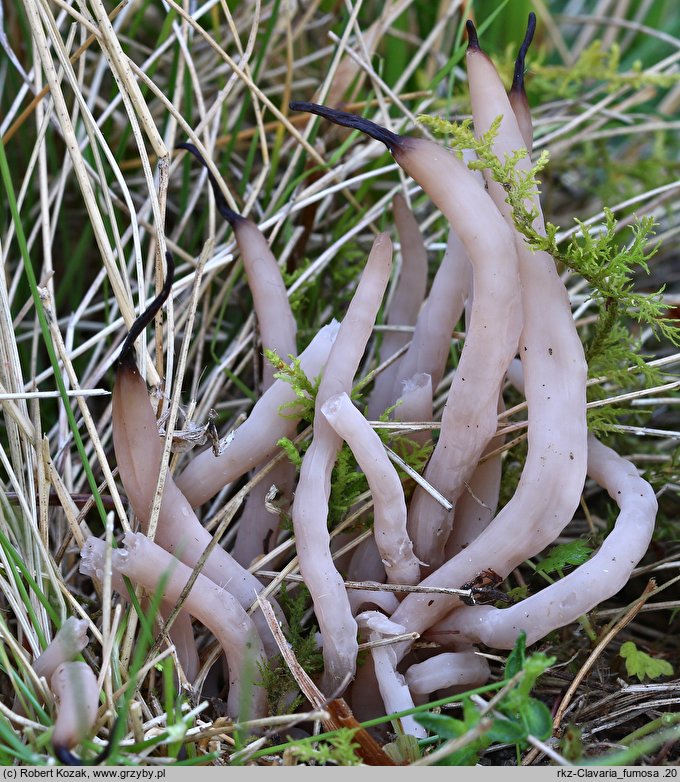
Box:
175;142;247;227
117;250;175;369
289;101;403;154
465;19;480;51
511;12;537;94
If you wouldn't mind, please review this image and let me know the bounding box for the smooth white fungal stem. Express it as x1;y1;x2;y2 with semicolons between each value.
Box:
232;217;298;389
434;435;657;649
396;227;471;396
112;358;286;657
80;534;268;721
32;617;89;682
368;194;428;419
392;133;522;570
356;611;425;739
405;652;490;697
176;320;339;507
444;394;506;558
50;662;99;751
291;233;392;695
321;392;420;585
393;373;433;449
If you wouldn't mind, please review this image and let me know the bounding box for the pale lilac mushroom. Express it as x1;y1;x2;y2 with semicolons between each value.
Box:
175;321;338;508
177;143;301;569
432;435;657;648
81;534;268;722
289;101;524;575
291;232;392;694
368;193;428;419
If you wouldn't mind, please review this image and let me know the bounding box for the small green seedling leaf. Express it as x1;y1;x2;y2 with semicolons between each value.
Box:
487;717;527;744
536;540;593;575
619;641;674;682
504;631;527;679
414;711;470;741
521;698;553;741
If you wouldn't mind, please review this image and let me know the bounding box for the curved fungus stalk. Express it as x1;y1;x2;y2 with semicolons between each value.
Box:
95;562;199;681
81;534;268;722
444;393;505;558
177;143;299;568
396;227;471;396
432;435;657;649
62;10;659;743
321;391;420;586
13;617;90;718
381;36;588;650
290;101;523;573
175;321;338;508
112;251;287;656
177;143;297;389
405;651;490;702
51;662;100;765
356;611;425;739
393;372;433;449
291;232;392;694
368;194;428;419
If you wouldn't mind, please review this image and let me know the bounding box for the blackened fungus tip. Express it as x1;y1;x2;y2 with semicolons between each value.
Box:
289;101;403;153
176;142;243;226
118;250;175;367
466;20;480;51
512;11;537;92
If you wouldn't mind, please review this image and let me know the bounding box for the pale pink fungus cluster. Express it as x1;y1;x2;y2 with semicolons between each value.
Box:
77;14;656;735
